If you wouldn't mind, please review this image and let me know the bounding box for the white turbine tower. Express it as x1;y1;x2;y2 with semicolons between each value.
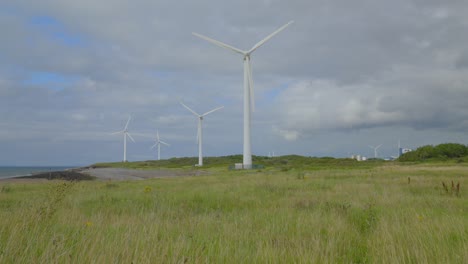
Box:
180;101;223;166
193;21;294;169
151;130;170;161
398;139;401;158
369;144;383;159
111;116;135;162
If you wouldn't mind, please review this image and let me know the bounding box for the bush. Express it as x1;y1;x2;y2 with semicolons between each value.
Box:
399;143;468;162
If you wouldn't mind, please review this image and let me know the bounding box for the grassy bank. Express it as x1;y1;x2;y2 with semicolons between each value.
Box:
93;155;383;170
0;162;466;263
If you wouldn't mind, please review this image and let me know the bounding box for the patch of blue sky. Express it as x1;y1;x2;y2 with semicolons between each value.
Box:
263;81;293;101
28;15;86;47
23;71;80;91
29;15;57;26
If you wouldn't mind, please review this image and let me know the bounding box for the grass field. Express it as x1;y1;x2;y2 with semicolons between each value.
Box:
0;158;467;263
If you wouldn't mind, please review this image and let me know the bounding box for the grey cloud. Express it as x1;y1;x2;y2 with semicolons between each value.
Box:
2;1;468;164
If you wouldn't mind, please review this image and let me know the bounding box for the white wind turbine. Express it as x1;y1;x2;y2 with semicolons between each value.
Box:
180;101;223;166
151;130;170;161
193;21;294;169
111;116;135;162
369;144;383;158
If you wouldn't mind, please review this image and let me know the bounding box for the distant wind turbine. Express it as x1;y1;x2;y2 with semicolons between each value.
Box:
180;101;223;166
193;21;294;169
111;116;135;162
369;144;383;158
151;130;169;161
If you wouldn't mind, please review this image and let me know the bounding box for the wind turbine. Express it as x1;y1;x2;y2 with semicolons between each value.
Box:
151;130;170;160
369;144;383;158
111;116;135;162
180;101;223;166
398;139;401;158
193;21;294;169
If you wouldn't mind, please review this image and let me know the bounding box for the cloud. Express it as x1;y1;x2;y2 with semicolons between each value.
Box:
2;0;468;164
275;62;468;139
273;127;300;141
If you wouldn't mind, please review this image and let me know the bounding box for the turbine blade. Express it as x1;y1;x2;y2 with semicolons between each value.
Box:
111;131;123;135
157;130;160;141
248;21;294;54
376;144;383;149
150;143;158;149
247;59;255;112
127;133;135;142
124;115;132;130
202;106;224;116
192;32;246;55
160;140;170;146
180;101;200;117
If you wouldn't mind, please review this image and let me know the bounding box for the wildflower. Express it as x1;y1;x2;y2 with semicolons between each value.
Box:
144;186;152;193
85;221;93;227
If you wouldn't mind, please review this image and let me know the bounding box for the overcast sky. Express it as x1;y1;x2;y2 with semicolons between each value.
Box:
1;1;468;166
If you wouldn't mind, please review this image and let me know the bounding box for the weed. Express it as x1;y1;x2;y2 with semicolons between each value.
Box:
441;181;461;196
1;185;11;193
323;201;351;214
296;171;305;180
442;181;449;193
294;199;315;210
350;203;378;234
105;182;119;188
346;238;369;264
36;182;76;221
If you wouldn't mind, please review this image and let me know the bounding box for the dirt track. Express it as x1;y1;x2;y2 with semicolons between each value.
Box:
81;167;207;181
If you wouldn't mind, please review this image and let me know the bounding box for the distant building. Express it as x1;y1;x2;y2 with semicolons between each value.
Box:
399;148;413;156
351;154;367;161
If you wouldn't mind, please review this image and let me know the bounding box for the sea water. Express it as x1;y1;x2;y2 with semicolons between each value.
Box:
0;166;75;179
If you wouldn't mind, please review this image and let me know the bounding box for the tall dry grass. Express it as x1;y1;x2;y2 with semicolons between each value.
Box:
0;164;466;263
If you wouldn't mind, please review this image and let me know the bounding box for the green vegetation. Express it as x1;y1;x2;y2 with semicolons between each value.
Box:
399;143;468;162
0;161;467;263
93;154;383;171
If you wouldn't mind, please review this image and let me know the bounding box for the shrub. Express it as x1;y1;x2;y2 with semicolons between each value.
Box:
399;143;468;162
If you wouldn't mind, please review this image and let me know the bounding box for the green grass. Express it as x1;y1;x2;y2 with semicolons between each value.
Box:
93;155;383;171
0;161;467;263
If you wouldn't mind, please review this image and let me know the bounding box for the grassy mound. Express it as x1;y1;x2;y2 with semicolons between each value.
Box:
93;154;383;171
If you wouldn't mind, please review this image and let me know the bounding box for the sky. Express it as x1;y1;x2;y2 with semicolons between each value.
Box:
1;0;468;166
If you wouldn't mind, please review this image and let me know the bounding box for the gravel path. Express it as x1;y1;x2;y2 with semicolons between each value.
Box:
81;167;207;181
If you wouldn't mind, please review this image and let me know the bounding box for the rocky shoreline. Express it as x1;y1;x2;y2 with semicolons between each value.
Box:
17;167;96;181
3;167;208;182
